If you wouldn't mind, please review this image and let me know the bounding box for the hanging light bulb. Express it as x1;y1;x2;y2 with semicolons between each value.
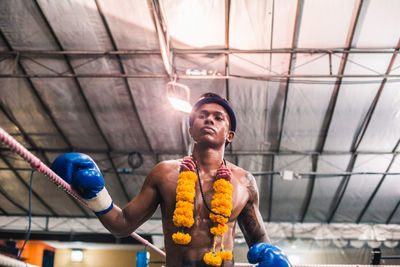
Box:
168;96;192;113
166;81;192;113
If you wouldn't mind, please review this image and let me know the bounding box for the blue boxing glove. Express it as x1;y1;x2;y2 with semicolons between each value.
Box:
51;152;113;215
248;243;292;267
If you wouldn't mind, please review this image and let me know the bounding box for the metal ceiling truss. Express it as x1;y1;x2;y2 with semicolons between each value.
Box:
269;0;303;222
303;0;364;223
94;0;154;154
0;29;90;217
33;0;130;202
225;0;232;156
328;37;400;223
0;102;90;217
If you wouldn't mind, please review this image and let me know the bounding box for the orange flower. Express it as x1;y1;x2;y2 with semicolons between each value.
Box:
203;252;222;266
217;250;233;260
210;224;228;236
172;232;191;245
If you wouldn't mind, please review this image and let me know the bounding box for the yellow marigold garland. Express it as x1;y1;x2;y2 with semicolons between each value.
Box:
203;165;233;266
172;170;197;244
172;158;233;266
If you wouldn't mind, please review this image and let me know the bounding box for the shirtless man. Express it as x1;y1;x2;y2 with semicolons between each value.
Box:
51;93;291;267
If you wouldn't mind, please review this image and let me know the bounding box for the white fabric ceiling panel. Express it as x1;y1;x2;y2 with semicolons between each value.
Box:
31;77;110;150
297;0;357;48
389;206;400;224
323;81;379;151
304;154;352;222
74;75;150;151
343;54;393;75
229;0;273;50
0;77;69;149
98;0;159;50
121;174;146;200
0;193;25;215
163;0;225;49
0;1;58;50
263;80;286;151
37;0;113;50
357;81;400;152
280;81;334;151
237;155;265;174
2;151;31;170
280;53;341;151
25;171;86;216
229;54;290;76
271;155;312;221
122;54;165;74
37;0;151;151
128;79;184;153
230;79;268;151
270;0;298;48
353;0;400;48
332;154;392;222
110;152;156;199
0;169;50;215
229;0;298;48
390;56;400;75
361;156;400;223
237;155;271;216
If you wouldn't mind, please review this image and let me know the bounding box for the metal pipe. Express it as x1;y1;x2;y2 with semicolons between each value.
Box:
0;48;397;56
3;73;400;79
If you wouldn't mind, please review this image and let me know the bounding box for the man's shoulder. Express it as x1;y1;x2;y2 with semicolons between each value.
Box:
151;159;181;173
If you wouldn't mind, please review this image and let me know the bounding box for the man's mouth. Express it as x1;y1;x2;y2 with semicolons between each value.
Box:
201;126;216;134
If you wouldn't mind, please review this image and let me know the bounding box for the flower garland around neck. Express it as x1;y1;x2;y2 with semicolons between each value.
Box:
172;156;233;266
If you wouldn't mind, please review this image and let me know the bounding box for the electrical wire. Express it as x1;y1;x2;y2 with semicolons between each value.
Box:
17;170;34;260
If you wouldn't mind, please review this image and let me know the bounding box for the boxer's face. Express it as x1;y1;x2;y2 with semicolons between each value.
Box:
189;103;234;147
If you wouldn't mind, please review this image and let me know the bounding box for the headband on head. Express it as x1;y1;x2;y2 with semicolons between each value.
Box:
189;93;236;132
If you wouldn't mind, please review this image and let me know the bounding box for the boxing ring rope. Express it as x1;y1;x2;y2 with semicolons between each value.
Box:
0;254;39;267
0;127;166;258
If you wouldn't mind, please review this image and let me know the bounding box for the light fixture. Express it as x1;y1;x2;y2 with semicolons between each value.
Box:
281;170;301;180
166;81;192;113
71;248;83;262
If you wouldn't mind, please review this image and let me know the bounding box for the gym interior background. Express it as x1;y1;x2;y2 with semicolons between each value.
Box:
1;0;400;266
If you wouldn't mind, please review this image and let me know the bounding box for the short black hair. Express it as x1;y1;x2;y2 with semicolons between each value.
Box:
189;93;236;132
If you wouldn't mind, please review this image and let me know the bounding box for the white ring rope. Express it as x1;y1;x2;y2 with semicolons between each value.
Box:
0;127;166;257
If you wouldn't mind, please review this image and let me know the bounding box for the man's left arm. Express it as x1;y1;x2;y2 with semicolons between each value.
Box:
238;172;291;267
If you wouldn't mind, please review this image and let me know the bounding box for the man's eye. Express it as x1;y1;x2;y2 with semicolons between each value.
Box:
216;117;222;121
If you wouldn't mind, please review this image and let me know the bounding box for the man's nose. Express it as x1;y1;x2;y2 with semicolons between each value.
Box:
204;116;214;125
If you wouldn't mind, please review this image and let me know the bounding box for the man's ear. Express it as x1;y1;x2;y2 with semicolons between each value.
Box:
226;130;235;143
188;126;194;139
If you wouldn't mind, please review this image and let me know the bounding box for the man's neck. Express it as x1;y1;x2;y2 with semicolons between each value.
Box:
191;144;225;173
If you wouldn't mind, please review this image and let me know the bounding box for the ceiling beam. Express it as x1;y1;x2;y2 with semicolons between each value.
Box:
271;0;303;222
0;29;91;217
301;0;365;223
0;30;72;149
94;0;154;155
0;154;57;215
355;39;400;223
1;48;397;56
3;73;400;79
0;184;28;214
33;0;130;203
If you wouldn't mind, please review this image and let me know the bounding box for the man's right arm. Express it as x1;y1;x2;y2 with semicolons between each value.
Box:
97;162;163;237
51;152;164;238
